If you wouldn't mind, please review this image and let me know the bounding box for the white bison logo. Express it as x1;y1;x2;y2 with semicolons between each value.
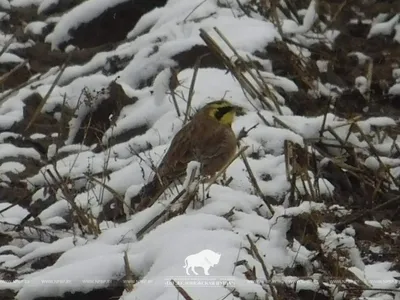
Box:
183;249;221;275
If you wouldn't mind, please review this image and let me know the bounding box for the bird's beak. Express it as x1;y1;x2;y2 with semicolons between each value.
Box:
233;105;245;116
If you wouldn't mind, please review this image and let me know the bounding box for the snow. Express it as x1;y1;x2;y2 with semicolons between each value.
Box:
3;236;87;269
37;0;58;15
0;11;10;21
0;52;24;64
389;83;400;95
10;0;44;7
24;21;47;35
348;52;371;65
0;0;11;9
368;14;400;39
0;144;41;160
364;221;383;229
355;76;368;95
0;161;26;174
0;203;29;226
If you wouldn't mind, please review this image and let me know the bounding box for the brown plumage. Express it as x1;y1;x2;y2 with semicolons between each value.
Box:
131;100;240;211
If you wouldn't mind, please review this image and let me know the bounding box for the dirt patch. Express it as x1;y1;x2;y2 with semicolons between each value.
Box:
11;42;116;75
287;212;322;252
58;0;168;50
0;62;31;91
172;45;226;70
9;93;68;140
73;81;140;146
31;253;62;270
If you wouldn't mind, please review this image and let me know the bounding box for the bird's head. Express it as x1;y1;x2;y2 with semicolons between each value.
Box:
199;100;243;126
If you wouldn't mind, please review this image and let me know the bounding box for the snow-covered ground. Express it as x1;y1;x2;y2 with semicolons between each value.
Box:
1;0;400;300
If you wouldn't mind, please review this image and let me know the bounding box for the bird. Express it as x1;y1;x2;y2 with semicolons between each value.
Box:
131;100;241;211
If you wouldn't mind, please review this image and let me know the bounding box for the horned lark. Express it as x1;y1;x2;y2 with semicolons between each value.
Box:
131;100;240;211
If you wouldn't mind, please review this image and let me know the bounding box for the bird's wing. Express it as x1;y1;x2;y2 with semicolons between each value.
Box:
156;122;197;183
196;127;237;175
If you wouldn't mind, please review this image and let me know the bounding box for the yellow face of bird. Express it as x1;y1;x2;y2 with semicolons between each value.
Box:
201;100;241;126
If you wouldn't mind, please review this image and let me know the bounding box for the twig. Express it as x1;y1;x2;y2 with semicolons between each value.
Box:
326;126;354;157
169;68;181;117
272;116;292;130
365;60;373;101
238;143;276;213
246;235;278;300
324;0;348;32
86;175;132;214
199;28;274;111
25;53;71;131
335;196;400;231
123;251;134;292
0;60;29;84
354;123;400;187
183;0;207;23
205;146;249;190
183;58;200;124
136;189;186;239
0;34;14;58
171;279;194;300
0;73;43;105
319;97;333;138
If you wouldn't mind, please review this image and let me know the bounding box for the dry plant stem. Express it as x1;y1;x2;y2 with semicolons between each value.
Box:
246;235;270;279
326;126;354;157
371;178;383;205
0;34;14;58
257;111;271;126
282;0;301;23
246;57;282;114
183;0;207;22
57;93;69;148
205;146;249;191
25;53;72;131
0;73;43;105
270;0;284;37
393;141;400;157
183;59;200;124
171;280;194;300
238;143;276;212
136;189;186;240
319;97;333;138
354;123;400;187
320;116;362;134
86;175;132;213
199;28;274;111
285;141;297;205
272;116;291;131
123;251;134;292
365;60;373;101
46;169;100;236
246;235;278;300
324;0;348;32
0;60;29;84
303;142;316;201
335;195;400;231
170;89;181;117
142;164;198;211
343;123;354;145
213;27;275;111
284;140;292;182
0;189;36;215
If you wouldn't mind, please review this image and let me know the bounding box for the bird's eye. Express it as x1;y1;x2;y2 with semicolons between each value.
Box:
214;106;233;120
